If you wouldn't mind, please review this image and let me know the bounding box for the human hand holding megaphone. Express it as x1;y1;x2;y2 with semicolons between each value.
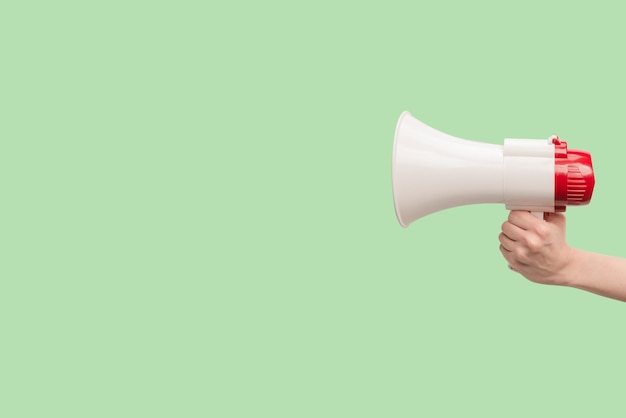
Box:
391;112;594;279
392;112;626;302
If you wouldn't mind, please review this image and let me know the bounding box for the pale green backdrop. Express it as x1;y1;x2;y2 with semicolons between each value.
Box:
1;1;624;417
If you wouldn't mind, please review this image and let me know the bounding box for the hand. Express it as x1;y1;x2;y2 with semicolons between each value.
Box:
499;211;575;286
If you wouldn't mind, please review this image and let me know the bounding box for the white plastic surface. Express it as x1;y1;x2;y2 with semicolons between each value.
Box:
392;112;557;227
503;138;555;212
392;112;504;227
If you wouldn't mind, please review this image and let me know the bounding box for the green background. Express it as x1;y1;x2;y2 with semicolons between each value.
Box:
1;1;624;417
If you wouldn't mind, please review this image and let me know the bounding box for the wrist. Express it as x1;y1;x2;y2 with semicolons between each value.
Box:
554;247;586;288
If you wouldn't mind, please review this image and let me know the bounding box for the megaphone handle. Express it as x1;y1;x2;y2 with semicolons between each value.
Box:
531;211;546;220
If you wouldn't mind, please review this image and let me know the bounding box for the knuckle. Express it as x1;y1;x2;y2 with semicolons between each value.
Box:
526;237;542;252
534;223;550;238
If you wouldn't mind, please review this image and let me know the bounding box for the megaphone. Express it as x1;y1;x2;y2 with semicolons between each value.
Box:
392;111;595;227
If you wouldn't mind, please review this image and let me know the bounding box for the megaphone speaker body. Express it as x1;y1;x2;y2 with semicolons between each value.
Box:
392;111;594;227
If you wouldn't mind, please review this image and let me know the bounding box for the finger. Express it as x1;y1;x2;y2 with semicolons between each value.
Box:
501;220;525;242
508;210;544;230
500;247;524;274
499;245;518;271
498;233;515;252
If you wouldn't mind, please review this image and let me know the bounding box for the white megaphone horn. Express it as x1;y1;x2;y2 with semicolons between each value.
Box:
392;111;595;227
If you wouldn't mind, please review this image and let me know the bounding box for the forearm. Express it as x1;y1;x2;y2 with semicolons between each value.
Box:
563;249;626;302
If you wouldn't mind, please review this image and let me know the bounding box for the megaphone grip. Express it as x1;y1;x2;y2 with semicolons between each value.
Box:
531;211;546;220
